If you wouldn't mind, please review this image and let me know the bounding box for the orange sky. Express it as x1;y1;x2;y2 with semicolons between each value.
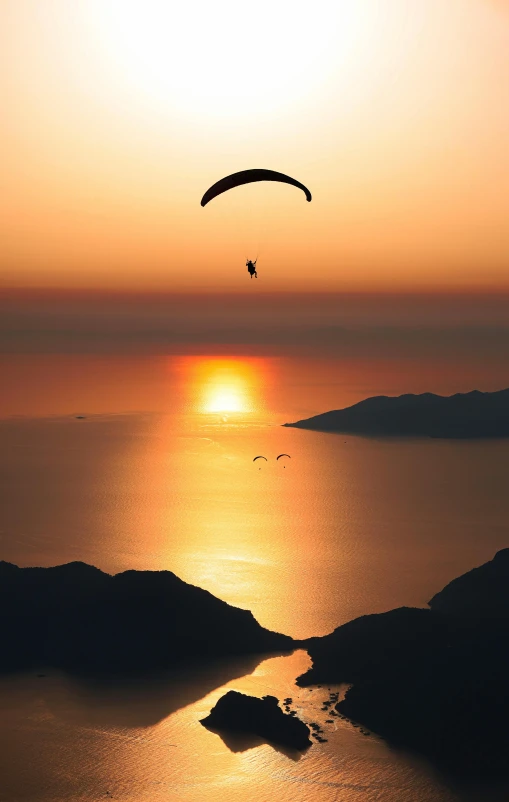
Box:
1;0;509;292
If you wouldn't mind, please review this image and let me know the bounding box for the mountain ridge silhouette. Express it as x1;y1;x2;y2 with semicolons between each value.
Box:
284;388;509;438
0;560;293;673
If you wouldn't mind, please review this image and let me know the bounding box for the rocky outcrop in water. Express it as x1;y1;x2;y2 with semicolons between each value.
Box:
284;388;509;438
201;691;312;751
0;561;293;673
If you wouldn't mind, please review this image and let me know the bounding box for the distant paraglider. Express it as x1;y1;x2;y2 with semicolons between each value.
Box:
252;454;293;469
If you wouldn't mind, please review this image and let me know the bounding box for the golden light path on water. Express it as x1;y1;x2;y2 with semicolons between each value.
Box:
161;356;292;624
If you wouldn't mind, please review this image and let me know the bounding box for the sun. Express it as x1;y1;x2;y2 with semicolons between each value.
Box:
177;357;267;415
202;365;250;414
87;0;364;121
205;388;244;413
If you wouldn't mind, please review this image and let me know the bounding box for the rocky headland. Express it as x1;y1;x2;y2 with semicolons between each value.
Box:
0;561;294;673
298;549;509;776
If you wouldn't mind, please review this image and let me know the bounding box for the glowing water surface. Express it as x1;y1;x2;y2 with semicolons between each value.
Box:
1;354;508;801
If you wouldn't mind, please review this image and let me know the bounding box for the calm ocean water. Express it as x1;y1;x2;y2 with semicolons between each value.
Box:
1;354;508;801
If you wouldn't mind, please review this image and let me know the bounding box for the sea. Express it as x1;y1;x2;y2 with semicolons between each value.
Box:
1;353;508;802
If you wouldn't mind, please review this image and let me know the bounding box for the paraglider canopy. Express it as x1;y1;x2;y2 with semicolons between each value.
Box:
276;454;291;460
253;455;268;462
201;170;312;207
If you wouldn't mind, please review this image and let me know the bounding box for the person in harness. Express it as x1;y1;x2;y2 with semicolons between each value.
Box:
246;259;258;279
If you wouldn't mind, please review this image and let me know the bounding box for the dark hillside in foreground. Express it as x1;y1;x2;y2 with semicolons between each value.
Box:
284;388;509;438
298;549;509;777
0;561;293;673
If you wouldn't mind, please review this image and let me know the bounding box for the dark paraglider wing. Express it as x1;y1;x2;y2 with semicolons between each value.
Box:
201;170;312;207
253;456;268;462
276;454;291;460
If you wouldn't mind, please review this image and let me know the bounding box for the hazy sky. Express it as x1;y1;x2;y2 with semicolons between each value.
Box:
2;0;508;292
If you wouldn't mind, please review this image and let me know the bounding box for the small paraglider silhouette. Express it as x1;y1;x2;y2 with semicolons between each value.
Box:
253;455;268;470
276;454;291;467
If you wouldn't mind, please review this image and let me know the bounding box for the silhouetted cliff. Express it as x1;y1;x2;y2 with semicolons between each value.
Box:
284;388;509;438
297;550;509;776
429;547;509;619
297;607;446;686
0;561;293;673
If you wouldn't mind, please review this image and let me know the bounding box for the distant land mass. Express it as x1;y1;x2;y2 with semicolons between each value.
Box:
0;561;293;673
284;388;509;438
297;549;509;777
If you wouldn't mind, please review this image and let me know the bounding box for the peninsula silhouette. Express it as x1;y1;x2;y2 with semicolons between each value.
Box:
284;388;509;438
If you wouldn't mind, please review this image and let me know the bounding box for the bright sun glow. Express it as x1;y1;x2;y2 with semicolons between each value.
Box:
88;0;365;119
202;362;251;414
178;357;265;415
206;388;243;413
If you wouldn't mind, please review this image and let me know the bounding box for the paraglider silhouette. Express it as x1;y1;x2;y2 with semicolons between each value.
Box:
201;170;312;282
253;455;268;470
276;454;291;468
200;170;312;207
246;258;257;278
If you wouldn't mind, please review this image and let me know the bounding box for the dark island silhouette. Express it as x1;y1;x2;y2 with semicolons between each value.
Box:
297;549;509;777
283;388;509;438
0;561;293;673
201;690;312;751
